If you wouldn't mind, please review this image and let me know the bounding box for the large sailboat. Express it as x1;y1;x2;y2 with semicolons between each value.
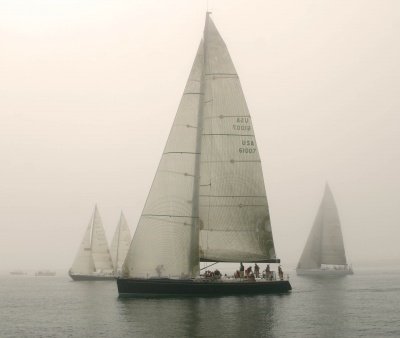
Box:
110;212;131;276
69;206;115;280
117;13;291;296
297;184;353;276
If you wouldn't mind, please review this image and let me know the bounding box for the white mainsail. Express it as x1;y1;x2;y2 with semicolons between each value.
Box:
110;212;131;274
297;184;348;269
123;14;278;279
70;206;113;275
199;15;276;263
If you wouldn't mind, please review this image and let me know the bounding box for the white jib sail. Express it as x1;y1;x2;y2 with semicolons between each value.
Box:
110;212;131;274
123;41;204;279
91;206;114;273
70;216;95;275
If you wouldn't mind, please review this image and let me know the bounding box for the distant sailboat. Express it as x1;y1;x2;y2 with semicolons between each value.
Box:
69;206;114;280
297;184;353;275
110;212;131;276
117;13;291;296
35;270;56;277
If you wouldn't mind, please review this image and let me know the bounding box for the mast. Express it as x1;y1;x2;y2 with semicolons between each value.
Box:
188;13;211;277
115;213;122;274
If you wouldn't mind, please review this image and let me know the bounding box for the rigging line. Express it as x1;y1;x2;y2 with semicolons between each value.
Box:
200;262;219;271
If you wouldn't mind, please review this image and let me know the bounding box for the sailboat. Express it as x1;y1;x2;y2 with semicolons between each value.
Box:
69;206;115;280
296;184;353;276
117;13;291;296
110;212;131;276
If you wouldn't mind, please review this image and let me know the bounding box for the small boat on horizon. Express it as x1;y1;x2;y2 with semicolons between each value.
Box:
10;270;27;276
35;270;56;277
69;206;114;281
296;184;353;276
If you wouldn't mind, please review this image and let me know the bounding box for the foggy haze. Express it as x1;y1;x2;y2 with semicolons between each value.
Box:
1;0;399;272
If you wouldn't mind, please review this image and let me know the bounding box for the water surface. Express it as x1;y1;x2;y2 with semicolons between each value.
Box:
1;269;399;337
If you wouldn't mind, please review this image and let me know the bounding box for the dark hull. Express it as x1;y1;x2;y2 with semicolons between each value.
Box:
117;278;292;297
69;273;115;281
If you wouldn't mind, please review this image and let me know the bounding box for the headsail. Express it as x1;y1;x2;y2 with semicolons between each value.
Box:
110;212;131;274
297;184;347;269
198;15;277;263
123;41;205;278
90;206;114;272
70;218;96;275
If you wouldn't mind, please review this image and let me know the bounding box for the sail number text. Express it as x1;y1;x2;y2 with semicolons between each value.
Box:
239;139;257;154
233;117;251;132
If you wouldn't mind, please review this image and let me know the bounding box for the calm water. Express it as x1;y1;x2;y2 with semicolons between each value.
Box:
1;268;399;337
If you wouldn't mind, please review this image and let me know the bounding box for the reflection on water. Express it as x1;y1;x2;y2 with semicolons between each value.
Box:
293;276;349;337
117;294;287;337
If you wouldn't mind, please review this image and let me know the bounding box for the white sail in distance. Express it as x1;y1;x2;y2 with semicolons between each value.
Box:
91;206;114;272
123;14;278;279
70;206;114;275
70;218;96;275
297;184;348;269
110;212;131;274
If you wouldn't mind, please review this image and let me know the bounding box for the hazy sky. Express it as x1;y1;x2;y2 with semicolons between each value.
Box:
1;0;399;272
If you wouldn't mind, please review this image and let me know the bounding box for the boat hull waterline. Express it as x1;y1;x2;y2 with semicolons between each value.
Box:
117;278;292;296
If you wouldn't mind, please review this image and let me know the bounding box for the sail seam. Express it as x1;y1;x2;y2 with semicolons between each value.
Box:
202;133;255;137
163;152;200;155
142;214;199;219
